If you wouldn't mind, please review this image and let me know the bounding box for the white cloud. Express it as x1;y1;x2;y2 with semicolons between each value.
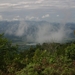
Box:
35;0;44;4
25;16;34;20
0;0;75;10
42;14;50;18
13;18;19;21
0;0;75;22
12;16;20;21
25;16;39;20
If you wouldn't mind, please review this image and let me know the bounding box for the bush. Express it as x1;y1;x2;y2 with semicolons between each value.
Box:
65;43;75;60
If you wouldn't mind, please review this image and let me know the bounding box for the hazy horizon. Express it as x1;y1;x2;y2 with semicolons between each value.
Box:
0;21;73;44
0;0;75;23
0;0;75;43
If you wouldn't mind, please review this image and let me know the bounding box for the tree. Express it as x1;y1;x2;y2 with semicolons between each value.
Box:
65;43;75;60
0;34;18;72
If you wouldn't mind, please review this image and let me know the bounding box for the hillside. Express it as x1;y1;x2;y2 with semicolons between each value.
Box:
0;21;75;44
0;34;75;75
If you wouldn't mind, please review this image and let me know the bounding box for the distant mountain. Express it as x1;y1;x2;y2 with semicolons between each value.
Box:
0;20;75;43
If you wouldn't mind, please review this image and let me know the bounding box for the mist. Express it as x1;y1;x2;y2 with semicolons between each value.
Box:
5;20;72;44
36;23;72;43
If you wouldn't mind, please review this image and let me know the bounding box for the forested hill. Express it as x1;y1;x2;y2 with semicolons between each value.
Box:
0;33;75;75
0;21;75;43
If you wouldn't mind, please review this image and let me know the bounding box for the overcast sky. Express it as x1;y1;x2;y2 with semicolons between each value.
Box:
0;0;75;22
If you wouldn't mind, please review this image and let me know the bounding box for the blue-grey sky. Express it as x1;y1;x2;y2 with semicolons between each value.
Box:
0;0;75;22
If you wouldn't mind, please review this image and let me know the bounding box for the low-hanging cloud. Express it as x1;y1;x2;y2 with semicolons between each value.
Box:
36;23;72;43
15;21;28;36
5;20;72;44
42;14;50;18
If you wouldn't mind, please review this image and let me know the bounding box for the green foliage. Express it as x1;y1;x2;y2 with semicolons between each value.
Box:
16;63;38;75
0;33;75;75
0;34;18;72
65;43;75;60
42;67;59;75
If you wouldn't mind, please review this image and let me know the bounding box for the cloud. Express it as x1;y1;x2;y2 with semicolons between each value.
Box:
35;0;44;4
13;18;19;21
57;15;59;17
0;0;75;10
25;16;39;20
36;23;72;43
42;14;50;18
25;16;34;20
15;21;28;36
5;21;29;36
0;0;75;22
12;16;20;21
0;15;3;20
5;20;72;43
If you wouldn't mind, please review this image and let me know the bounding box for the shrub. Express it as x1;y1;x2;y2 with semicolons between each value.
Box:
65;43;75;60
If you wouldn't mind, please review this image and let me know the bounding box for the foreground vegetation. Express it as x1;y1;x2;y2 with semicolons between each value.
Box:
0;34;75;75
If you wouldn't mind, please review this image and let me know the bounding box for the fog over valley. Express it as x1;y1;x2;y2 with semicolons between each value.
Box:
0;0;75;44
0;21;75;44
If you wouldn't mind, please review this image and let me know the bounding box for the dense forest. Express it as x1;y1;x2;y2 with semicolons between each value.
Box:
0;33;75;75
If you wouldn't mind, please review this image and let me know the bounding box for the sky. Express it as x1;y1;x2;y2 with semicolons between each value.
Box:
0;0;75;22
